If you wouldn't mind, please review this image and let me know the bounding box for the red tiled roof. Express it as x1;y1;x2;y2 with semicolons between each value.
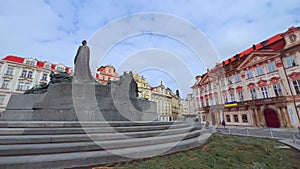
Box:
2;55;25;63
65;67;70;72
222;33;284;66
51;64;56;70
1;55;72;73
37;61;44;68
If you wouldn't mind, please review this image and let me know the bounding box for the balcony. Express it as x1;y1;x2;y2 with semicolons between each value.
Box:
3;74;14;79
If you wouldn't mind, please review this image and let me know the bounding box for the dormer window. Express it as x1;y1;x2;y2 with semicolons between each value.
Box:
289;34;297;42
44;64;51;69
56;66;65;72
25;59;36;66
285;56;296;68
227;77;233;84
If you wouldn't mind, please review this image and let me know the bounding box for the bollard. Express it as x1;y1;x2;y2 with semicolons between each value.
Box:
292;132;296;144
246;128;249;136
228;128;231;134
269;128;273;138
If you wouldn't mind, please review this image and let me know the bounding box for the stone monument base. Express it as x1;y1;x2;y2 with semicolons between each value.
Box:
1;73;158;121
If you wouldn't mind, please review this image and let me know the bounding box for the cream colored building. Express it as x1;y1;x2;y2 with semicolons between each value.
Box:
0;55;73;113
150;82;172;121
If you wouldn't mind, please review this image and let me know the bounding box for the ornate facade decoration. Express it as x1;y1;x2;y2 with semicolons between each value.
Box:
191;26;300;128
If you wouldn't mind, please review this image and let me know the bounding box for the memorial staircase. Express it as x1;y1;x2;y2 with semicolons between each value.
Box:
0;121;210;169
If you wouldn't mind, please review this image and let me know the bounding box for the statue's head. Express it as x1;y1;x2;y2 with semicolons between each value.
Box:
82;40;87;46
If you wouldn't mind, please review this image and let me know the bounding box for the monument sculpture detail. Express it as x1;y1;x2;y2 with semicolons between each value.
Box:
74;40;95;83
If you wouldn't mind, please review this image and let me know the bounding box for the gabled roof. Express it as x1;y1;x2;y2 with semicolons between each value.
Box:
236;50;280;70
222;33;284;65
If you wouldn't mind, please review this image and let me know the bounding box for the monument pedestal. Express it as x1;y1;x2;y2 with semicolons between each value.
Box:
1;73;157;121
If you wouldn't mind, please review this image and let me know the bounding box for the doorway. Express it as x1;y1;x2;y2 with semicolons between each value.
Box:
264;109;280;128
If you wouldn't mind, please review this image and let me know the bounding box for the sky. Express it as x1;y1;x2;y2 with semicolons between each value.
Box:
1;0;300;98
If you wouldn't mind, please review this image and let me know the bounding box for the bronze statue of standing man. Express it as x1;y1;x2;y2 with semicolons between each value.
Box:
74;40;95;83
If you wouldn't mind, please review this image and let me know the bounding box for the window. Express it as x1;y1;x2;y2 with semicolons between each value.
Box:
246;70;253;79
45;64;51;69
219;78;224;86
285;56;296;68
17;82;24;90
261;86;269;98
235;74;241;82
227;77;233;84
293;80;300;94
25;60;31;65
226;115;231;122
21;70;27;77
27;71;33;79
5;67;13;75
213;82;216;89
273;83;283;96
0;95;5;105
202;115;206;121
208;84;211;90
250;88;257;100
24;83;31;90
242;114;248;123
267;62;276;73
238;91;244;101
42;73;47;81
233;115;239;122
57;66;65;72
256;66;264;76
206;99;209;106
230;93;235;101
289;34;297;42
1;80;9;89
223;95;228;102
215;96;219;104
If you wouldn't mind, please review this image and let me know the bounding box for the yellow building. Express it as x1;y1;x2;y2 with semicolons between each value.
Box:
133;74;151;100
133;74;182;121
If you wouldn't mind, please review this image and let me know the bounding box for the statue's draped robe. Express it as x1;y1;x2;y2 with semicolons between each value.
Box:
74;45;94;82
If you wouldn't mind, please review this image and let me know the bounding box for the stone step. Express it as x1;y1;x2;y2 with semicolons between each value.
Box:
0;123;191;135
0;126;199;144
0;133;211;169
0;121;185;128
0;130;201;156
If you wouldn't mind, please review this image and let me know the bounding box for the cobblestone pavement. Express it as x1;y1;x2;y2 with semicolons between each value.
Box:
215;126;300;150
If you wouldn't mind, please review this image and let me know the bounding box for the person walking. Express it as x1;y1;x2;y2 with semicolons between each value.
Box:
222;120;226;128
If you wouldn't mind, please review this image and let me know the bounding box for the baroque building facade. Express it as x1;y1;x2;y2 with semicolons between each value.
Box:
133;75;182;121
95;65;119;84
0;55;73;113
192;26;300;128
133;74;151;100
